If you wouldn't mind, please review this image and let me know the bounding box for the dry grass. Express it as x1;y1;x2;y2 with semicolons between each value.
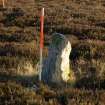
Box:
0;82;105;105
0;0;105;104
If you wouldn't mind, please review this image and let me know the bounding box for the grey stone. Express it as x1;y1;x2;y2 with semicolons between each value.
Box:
41;33;75;85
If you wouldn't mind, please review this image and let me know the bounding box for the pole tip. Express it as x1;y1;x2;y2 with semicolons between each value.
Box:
42;8;44;16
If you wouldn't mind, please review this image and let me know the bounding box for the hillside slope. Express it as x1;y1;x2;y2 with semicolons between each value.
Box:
0;0;105;104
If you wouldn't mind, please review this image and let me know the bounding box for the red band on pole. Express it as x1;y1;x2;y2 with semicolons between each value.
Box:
40;8;44;49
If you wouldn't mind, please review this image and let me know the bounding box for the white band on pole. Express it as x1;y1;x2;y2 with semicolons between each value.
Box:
42;8;44;16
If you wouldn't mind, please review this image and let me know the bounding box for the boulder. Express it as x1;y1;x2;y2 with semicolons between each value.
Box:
41;33;75;85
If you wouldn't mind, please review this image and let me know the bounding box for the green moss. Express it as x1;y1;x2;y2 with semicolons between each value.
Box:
52;35;64;47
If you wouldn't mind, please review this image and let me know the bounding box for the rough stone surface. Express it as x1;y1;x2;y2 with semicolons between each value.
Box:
42;33;75;85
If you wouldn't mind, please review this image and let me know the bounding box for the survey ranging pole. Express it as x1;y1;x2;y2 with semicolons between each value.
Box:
2;0;5;8
39;8;44;81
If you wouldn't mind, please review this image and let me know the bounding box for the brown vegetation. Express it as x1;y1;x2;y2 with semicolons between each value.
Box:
0;0;105;104
0;82;105;105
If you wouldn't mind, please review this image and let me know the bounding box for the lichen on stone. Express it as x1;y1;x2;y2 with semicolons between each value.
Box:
52;34;64;47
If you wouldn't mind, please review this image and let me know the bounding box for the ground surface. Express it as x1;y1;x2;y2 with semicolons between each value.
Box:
0;0;105;105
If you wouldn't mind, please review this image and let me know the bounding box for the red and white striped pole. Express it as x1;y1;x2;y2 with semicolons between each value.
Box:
39;8;44;81
2;0;5;8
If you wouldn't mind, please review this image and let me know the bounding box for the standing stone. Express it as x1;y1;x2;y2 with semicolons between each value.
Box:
41;33;75;85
